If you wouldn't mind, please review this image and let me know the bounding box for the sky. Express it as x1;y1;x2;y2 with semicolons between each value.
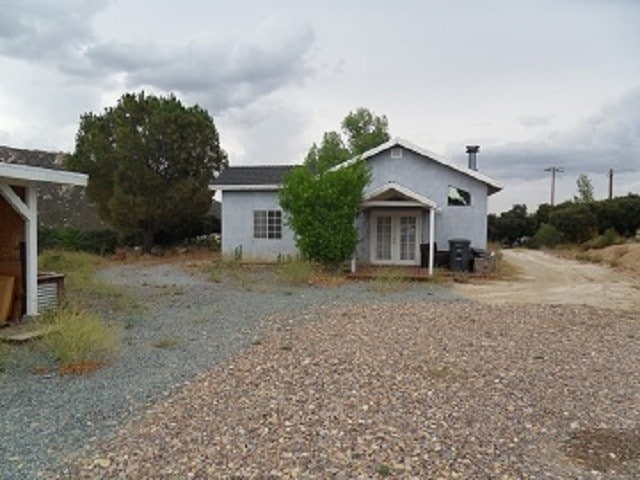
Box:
0;0;638;213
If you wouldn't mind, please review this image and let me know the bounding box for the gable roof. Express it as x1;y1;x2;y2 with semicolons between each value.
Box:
335;137;503;195
0;162;88;187
210;165;294;190
362;182;438;209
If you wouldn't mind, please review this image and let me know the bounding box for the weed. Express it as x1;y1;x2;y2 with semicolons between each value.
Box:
491;251;521;278
368;268;407;293
252;338;263;346
39;249;137;313
38;307;120;367
425;365;453;379
376;464;391;476
280;342;293;351
278;261;317;285
152;336;182;349
0;342;10;372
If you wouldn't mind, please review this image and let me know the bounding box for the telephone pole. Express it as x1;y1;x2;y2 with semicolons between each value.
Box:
544;166;564;206
608;168;614;200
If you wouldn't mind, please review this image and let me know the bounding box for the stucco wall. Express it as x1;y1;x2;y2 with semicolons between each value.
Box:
220;190;298;260
364;148;489;250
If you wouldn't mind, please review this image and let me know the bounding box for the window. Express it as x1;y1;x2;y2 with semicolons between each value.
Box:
253;210;282;239
390;147;403;158
448;186;471;206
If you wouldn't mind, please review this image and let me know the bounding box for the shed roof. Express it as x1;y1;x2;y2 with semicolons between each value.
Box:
0;162;88;186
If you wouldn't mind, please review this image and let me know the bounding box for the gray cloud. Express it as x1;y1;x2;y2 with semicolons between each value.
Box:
0;0;107;68
518;114;553;127
86;24;315;112
483;87;640;181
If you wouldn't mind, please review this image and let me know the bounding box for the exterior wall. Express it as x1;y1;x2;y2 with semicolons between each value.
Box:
0;186;25;320
363;147;489;253
220;190;298;260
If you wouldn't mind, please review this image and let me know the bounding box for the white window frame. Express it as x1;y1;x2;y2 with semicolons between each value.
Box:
253;210;282;239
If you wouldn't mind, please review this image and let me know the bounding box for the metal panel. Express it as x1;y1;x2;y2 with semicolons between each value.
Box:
37;282;59;312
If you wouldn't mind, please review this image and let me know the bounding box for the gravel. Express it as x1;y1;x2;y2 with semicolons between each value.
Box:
59;301;640;479
0;262;462;479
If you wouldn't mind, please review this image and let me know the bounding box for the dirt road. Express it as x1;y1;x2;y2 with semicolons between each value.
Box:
455;249;640;310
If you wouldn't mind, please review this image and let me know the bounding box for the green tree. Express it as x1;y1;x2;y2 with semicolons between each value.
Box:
279;160;371;266
574;174;595;203
304;131;351;173
341;107;390;155
549;202;597;242
67;92;227;252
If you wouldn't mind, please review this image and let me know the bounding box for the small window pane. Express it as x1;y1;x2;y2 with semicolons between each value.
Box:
448;186;471;206
254;210;282;239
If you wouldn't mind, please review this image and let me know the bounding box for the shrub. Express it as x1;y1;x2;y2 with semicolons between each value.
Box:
39;308;120;366
580;228;624;251
549;203;598;243
277;260;317;285
533;223;566;248
39;227;118;255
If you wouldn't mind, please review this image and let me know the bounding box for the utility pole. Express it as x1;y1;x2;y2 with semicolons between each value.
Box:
544;166;564;206
608;168;614;200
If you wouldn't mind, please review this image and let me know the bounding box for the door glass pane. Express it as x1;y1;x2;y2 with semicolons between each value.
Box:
399;216;416;260
376;216;392;260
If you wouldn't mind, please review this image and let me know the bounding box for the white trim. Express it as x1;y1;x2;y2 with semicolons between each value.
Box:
364;182;439;209
209;184;281;191
428;208;435;276
362;200;426;208
25;187;38;316
332;137;503;194
0;183;32;220
0;162;87;186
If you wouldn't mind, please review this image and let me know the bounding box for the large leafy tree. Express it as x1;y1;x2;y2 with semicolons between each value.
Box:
67;92;227;252
574;174;595;203
281;108;388;265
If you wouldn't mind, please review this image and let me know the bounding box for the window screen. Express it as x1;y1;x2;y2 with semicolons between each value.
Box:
253;210;282;239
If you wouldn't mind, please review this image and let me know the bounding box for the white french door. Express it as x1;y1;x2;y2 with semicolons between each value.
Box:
371;211;421;265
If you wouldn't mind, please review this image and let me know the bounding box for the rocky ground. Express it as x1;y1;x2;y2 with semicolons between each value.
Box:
60;300;640;478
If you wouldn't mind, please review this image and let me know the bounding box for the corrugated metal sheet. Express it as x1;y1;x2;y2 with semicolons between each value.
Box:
37;282;59;312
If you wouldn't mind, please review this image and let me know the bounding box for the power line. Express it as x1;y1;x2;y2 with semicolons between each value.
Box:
544;166;564;206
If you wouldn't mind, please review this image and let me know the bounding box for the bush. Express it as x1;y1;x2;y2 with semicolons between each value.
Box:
277;260;317;285
580;228;625;251
549;203;598;243
39;308;120;365
533;223;566;248
39;227;117;255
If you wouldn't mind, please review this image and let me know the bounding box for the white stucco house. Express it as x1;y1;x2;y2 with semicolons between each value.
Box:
211;138;503;274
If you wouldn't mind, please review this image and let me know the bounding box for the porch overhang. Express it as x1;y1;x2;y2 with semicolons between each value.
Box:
361;182;439;210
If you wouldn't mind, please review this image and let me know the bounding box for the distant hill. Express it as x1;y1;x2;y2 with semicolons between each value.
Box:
0;145;221;233
0;145;107;230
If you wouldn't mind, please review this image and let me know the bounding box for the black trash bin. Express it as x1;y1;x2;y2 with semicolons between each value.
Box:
448;238;472;272
420;243;437;268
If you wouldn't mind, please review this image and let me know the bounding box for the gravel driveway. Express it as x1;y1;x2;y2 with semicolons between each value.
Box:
0;262;461;479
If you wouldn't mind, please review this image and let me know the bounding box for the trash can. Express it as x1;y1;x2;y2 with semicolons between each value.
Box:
420;243;437;268
448;238;472;272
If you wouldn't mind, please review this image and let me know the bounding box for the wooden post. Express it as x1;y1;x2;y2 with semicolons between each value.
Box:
428;208;435;276
24;186;38;317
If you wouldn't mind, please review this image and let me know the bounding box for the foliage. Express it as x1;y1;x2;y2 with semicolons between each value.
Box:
277;260;318;285
549;202;598;243
39;250;136;312
39;308;120;365
574;173;595;203
39;227;118;255
533;223;566;248
341;107;390;155
67;91;227;252
303;107;390;172
279;161;372;266
487;204;536;244
580;228;624;251
591;194;640;236
304;131;351;173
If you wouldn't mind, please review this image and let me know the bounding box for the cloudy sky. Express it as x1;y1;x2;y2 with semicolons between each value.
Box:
1;0;638;212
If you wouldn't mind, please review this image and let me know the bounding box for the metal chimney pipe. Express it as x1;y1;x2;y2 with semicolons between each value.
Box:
466;145;480;171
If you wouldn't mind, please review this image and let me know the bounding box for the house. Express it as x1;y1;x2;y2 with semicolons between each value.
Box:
211;138;503;274
0;162;88;323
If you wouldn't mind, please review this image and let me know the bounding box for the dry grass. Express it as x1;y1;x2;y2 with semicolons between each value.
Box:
38;308;121;370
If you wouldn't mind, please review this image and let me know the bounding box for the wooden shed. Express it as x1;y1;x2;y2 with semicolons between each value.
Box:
0;162;88;323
